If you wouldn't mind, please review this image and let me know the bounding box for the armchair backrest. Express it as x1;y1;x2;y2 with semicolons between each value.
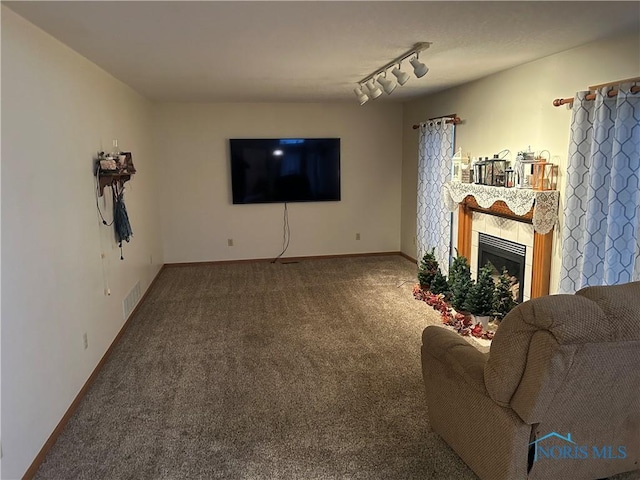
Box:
483;282;640;475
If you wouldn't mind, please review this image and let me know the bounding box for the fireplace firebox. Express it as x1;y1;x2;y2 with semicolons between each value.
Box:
477;233;526;304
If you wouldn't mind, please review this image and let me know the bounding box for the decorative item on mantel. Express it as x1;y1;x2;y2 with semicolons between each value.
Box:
514;147;537;189
532;160;558;191
442;181;560;234
473;157;487;185
473;150;509;187
505;168;515;188
487;150;509;187
461;160;473;183
451;148;471;182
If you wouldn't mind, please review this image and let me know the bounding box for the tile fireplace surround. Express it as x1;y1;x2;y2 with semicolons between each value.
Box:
471;213;534;301
443;183;560;299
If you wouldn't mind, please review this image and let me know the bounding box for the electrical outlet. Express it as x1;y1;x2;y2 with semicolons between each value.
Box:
82;332;88;350
149;253;153;265
228;239;234;247
355;233;361;240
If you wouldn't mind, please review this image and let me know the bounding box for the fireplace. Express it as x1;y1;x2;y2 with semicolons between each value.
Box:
445;182;559;299
477;233;526;303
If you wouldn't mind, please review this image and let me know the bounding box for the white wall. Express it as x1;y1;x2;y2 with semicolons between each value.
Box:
154;103;403;263
1;8;164;479
401;31;640;293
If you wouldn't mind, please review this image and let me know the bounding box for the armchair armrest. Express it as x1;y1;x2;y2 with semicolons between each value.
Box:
422;326;489;394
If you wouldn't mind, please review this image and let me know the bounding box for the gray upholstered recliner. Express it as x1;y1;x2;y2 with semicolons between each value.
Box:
421;281;640;480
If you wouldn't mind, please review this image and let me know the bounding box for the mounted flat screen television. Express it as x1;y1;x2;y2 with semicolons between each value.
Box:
230;138;341;204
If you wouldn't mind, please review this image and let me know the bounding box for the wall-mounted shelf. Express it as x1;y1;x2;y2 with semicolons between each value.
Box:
97;173;132;197
95;152;136;196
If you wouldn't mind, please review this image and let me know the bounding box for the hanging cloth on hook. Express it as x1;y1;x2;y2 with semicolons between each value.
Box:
112;182;133;260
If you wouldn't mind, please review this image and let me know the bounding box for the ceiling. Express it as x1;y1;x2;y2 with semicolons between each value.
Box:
5;1;639;103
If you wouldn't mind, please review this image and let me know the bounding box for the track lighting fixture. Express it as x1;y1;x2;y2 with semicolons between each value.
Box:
353;86;369;105
354;42;431;104
376;74;397;95
391;66;411;86
364;79;383;99
410;53;429;78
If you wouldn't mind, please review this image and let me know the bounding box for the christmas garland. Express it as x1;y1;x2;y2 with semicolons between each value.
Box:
413;285;495;340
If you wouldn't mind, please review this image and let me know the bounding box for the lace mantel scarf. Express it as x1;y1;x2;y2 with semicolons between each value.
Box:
442;182;560;234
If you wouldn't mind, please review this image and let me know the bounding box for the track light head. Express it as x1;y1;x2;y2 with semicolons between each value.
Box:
391;66;411;86
410;55;429;78
353;86;369;105
376;74;397;95
365;79;383;99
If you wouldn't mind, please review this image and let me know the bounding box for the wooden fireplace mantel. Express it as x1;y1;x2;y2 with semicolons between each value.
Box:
456;195;553;298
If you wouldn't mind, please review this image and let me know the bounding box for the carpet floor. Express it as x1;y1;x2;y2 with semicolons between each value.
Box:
35;255;480;479
33;255;637;480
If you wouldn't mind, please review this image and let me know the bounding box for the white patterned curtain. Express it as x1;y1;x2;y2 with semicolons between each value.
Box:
559;83;640;293
416;119;455;270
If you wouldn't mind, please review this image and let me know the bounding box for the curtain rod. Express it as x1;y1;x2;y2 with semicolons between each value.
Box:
552;77;640;107
412;115;461;129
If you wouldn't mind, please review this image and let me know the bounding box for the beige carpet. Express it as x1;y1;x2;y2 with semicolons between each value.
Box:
35;255;484;479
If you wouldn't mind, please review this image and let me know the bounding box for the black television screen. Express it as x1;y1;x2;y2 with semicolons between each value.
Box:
230;138;341;204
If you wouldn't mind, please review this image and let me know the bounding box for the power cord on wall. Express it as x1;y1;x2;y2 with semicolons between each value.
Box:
95;169;114;226
94;168;112;295
271;203;291;263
